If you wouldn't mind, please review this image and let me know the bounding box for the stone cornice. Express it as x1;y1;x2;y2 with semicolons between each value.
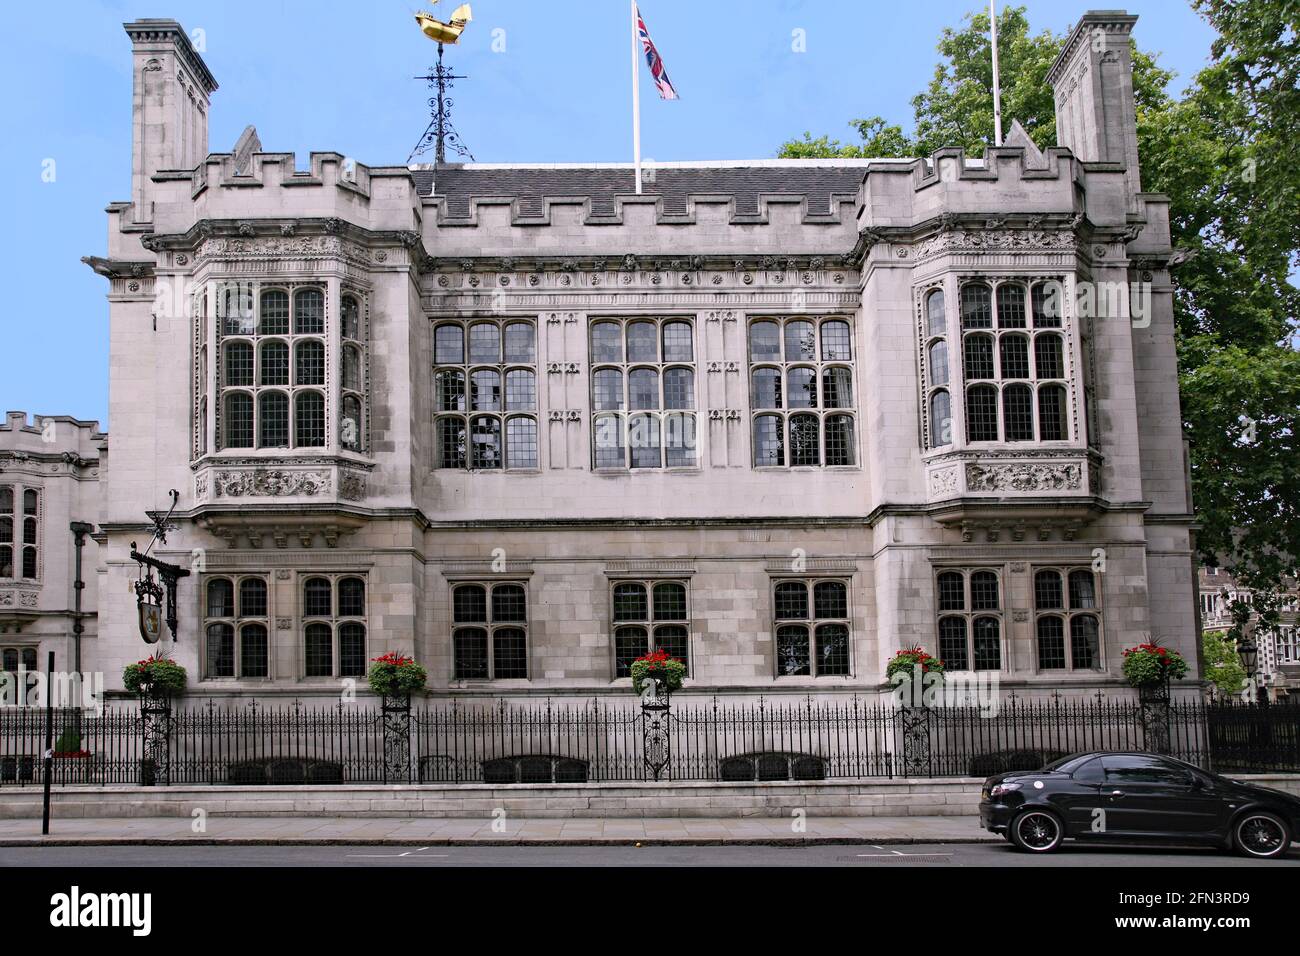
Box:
419;252;855;275
123;19;218;93
1046;11;1137;86
137;218;428;267
848;212;1085;267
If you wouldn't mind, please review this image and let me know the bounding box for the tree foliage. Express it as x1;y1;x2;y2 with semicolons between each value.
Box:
778;2;1300;620
1201;629;1248;699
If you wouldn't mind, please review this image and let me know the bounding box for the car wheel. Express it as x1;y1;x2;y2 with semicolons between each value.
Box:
1233;812;1291;860
1009;809;1063;853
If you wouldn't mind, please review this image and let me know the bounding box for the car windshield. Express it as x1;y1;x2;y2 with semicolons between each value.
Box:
1041;753;1089;772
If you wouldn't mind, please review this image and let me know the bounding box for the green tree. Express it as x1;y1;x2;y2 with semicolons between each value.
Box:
778;1;1300;616
1201;629;1247;699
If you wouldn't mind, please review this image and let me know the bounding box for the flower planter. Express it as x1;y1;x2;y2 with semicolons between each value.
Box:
630;650;685;696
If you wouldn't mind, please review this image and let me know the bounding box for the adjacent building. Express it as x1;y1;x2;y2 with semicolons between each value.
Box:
1199;565;1300;700
73;10;1200;702
0;412;103;682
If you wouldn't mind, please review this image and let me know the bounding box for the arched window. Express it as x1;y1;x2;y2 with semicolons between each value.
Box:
224;393;254;448
1038;384;1069;441
996;284;1027;328
627;321;657;362
452;582;528;679
788;413;820;466
435;324;464;364
965;384;998;442
751;368;782;409
929;389;952;449
773;578;851;676
470;416;502;469
436;320;539;470
295;340;324;386
203;575;269;679
960;283;992;328
258;391;289;448
663;367;694;409
1002;383;1034;442
0;488;12;579
1035;567;1103;670
934;569;1002;671
926;289;947;337
928;341;949;386
470;369;501;411
294;391;325;447
468;322;500;363
505;369;536;411
303;578;332;617
341;394;363;451
662;321;693;361
593;369;623;410
206;578;234;617
753;414;784;467
294;289;324;335
436;369;466;411
224;342;253;387
786;367;817;408
591;321;623;362
821;320;852;361
611;580;691;677
628;368;659;409
339;577;366;616
342;345;362;391
503;321;536;363
506;416;538;469
260;290;289;335
748;320;781;361
305;623;333;677
260;341;289;386
240;624;268;678
784;320;815;360
341;295;361;340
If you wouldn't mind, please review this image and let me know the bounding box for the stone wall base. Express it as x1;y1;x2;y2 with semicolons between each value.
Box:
1;775;1295;820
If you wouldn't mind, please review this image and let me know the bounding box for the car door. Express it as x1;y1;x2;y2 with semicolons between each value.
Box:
1055;756;1106;837
1100;755;1224;837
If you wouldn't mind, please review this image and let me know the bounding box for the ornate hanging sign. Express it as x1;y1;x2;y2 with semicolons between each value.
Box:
129;490;191;644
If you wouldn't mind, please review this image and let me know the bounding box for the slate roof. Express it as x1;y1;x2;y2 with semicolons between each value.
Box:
413;164;871;218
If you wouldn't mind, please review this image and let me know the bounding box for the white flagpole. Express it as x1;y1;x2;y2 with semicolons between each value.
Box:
990;0;1004;146
631;0;643;194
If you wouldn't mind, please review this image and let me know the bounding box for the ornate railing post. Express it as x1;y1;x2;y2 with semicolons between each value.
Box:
138;684;173;787
640;679;671;781
382;694;412;783
900;701;932;776
1138;679;1171;755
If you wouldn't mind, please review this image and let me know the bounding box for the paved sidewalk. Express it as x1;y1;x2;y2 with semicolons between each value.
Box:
0;815;995;846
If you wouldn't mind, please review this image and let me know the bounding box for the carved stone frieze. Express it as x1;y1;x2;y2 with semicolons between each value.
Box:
965;461;1083;493
211;469;331;498
914;228;1077;261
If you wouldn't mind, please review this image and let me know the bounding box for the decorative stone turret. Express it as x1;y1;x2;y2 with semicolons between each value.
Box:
124;19;219;224
1047;10;1142;205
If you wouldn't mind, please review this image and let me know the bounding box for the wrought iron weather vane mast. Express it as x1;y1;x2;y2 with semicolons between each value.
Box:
407;3;476;163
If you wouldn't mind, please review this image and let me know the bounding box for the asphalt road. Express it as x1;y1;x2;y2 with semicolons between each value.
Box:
1;842;1296;866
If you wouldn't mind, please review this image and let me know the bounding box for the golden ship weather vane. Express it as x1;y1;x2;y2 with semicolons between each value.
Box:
408;2;476;163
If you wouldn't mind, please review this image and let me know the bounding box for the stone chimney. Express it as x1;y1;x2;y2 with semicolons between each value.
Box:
1046;10;1141;202
123;19;218;223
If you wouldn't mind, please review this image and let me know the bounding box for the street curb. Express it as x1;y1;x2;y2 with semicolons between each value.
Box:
0;835;1003;848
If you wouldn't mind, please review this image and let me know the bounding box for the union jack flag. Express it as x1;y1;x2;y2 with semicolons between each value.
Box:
636;4;679;100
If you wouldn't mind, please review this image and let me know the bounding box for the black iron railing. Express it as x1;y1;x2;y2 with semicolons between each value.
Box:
1;696;1296;787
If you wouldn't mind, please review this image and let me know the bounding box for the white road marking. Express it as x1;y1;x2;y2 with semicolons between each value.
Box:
855;850;952;858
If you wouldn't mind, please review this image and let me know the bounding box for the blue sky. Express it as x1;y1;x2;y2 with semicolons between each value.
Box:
0;1;1219;428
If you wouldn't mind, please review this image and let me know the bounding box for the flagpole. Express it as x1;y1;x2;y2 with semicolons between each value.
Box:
631;0;643;193
990;0;1004;146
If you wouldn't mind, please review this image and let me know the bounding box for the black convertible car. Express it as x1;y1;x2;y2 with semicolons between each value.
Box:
979;751;1300;858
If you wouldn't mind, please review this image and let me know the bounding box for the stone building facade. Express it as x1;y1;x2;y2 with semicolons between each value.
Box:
82;11;1200;702
0;412;103;681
